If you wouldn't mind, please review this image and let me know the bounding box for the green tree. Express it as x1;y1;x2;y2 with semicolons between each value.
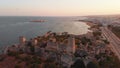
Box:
72;59;85;68
87;62;99;68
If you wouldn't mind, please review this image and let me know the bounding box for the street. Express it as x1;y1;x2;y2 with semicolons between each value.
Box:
101;27;120;60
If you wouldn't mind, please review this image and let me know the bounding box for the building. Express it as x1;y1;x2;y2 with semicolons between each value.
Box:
32;38;38;46
19;36;26;45
19;36;26;51
67;36;76;54
46;41;58;51
61;54;73;68
58;43;67;52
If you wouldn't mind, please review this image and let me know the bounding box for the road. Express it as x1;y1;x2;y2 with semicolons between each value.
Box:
101;27;120;60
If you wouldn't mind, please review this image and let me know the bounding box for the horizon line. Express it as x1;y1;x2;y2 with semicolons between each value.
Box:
0;14;120;17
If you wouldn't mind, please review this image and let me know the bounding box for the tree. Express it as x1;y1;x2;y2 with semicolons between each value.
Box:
72;59;85;68
30;46;35;54
87;62;99;68
80;37;90;45
103;39;110;44
93;31;102;37
15;63;21;68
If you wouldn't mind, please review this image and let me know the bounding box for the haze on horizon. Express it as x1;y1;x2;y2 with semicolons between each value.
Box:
0;0;120;16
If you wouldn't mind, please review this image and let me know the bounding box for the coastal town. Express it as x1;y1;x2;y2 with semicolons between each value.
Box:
1;0;120;68
0;21;120;68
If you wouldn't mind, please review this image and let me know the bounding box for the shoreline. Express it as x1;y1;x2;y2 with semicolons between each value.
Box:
0;21;119;68
85;22;94;27
0;20;95;55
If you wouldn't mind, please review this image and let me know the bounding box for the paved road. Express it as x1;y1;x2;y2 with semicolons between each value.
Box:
101;27;120;60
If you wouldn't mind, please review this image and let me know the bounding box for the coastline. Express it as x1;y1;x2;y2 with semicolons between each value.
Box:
0;17;90;47
0;20;120;68
85;22;94;27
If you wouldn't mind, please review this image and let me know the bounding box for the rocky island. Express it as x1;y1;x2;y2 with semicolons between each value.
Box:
30;20;45;23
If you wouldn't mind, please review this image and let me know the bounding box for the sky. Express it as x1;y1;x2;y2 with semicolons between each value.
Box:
0;0;120;16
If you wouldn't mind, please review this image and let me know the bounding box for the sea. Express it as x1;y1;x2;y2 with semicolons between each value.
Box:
0;16;90;50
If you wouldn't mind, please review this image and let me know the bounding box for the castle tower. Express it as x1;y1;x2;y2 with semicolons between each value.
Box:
19;36;26;45
67;36;76;54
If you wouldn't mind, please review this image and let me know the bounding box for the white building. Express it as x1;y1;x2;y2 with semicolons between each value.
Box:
19;36;26;45
19;36;26;51
32;39;38;46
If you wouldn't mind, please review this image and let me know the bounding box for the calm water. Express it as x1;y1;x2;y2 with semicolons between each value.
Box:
0;16;90;47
